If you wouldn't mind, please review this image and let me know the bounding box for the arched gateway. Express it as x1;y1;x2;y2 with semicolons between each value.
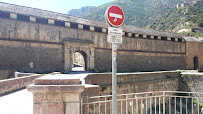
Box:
0;2;202;73
73;51;87;71
64;39;95;73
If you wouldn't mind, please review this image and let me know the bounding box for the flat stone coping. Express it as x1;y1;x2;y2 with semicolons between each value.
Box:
84;84;100;88
181;72;203;75
88;70;181;75
27;84;85;93
34;74;80;85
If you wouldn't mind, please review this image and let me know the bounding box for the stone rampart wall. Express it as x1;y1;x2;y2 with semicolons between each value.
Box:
94;34;186;53
0;74;41;95
0;18;186;53
82;71;180;97
95;49;186;72
0;14;187;73
0;69;15;80
186;42;203;71
0;17;187;73
0;40;64;73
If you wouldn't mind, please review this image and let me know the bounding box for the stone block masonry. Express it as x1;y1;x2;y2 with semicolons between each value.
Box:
178;72;203;103
0;74;41;95
95;49;186;72
27;74;85;114
82;71;180;96
179;72;203;93
0;40;64;73
0;69;15;80
81;71;203;103
25;71;203;113
186;42;203;71
0;2;202;73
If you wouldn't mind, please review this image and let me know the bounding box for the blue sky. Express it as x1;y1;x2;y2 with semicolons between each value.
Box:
0;0;114;14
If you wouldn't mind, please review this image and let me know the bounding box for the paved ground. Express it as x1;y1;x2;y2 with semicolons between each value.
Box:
0;70;202;114
0;66;91;114
70;66;92;74
0;89;33;114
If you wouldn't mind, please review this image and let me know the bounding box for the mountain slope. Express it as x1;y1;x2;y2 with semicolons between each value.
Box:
149;3;203;32
68;0;189;27
67;6;96;17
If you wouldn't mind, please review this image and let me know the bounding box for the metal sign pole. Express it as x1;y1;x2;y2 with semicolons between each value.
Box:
105;6;124;114
112;43;117;114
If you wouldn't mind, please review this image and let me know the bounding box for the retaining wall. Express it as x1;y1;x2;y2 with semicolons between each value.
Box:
0;74;41;95
82;71;181;97
179;72;203;93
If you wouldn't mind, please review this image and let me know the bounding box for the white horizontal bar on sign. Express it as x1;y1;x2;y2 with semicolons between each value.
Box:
109;13;122;19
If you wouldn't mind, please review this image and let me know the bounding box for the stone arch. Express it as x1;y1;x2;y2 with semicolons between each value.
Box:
73;50;87;71
64;41;95;73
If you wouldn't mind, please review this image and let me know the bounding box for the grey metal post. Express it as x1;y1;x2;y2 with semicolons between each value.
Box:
112;43;117;114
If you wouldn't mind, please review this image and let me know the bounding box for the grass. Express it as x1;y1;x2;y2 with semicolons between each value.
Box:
193;99;203;107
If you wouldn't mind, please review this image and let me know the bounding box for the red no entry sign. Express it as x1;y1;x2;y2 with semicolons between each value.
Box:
105;5;124;27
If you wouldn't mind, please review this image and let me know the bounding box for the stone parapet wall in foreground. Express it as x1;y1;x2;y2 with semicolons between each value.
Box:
82;71;181;97
0;74;41;95
0;69;15;80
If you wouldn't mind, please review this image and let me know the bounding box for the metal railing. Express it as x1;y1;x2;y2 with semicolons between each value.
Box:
81;91;203;114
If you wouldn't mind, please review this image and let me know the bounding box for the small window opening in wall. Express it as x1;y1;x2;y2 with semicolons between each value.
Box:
54;20;65;27
125;32;128;37
139;34;143;38
83;25;90;31
70;22;78;29
0;11;10;18
161;37;167;40
178;38;182;42
194;56;199;70
154;36;158;40
36;18;48;24
72;51;87;72
171;38;175;41
146;35;151;39
132;33;135;38
17;14;29;21
95;27;102;33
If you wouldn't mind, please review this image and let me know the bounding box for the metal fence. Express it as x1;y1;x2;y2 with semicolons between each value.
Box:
81;91;203;114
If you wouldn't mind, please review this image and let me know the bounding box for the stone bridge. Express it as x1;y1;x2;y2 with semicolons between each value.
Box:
0;2;202;73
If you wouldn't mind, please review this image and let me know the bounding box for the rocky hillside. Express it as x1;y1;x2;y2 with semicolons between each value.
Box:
67;0;189;27
67;6;96;17
150;3;203;32
149;3;203;37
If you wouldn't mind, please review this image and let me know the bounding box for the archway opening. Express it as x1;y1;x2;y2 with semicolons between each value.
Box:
72;51;87;71
194;56;199;70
